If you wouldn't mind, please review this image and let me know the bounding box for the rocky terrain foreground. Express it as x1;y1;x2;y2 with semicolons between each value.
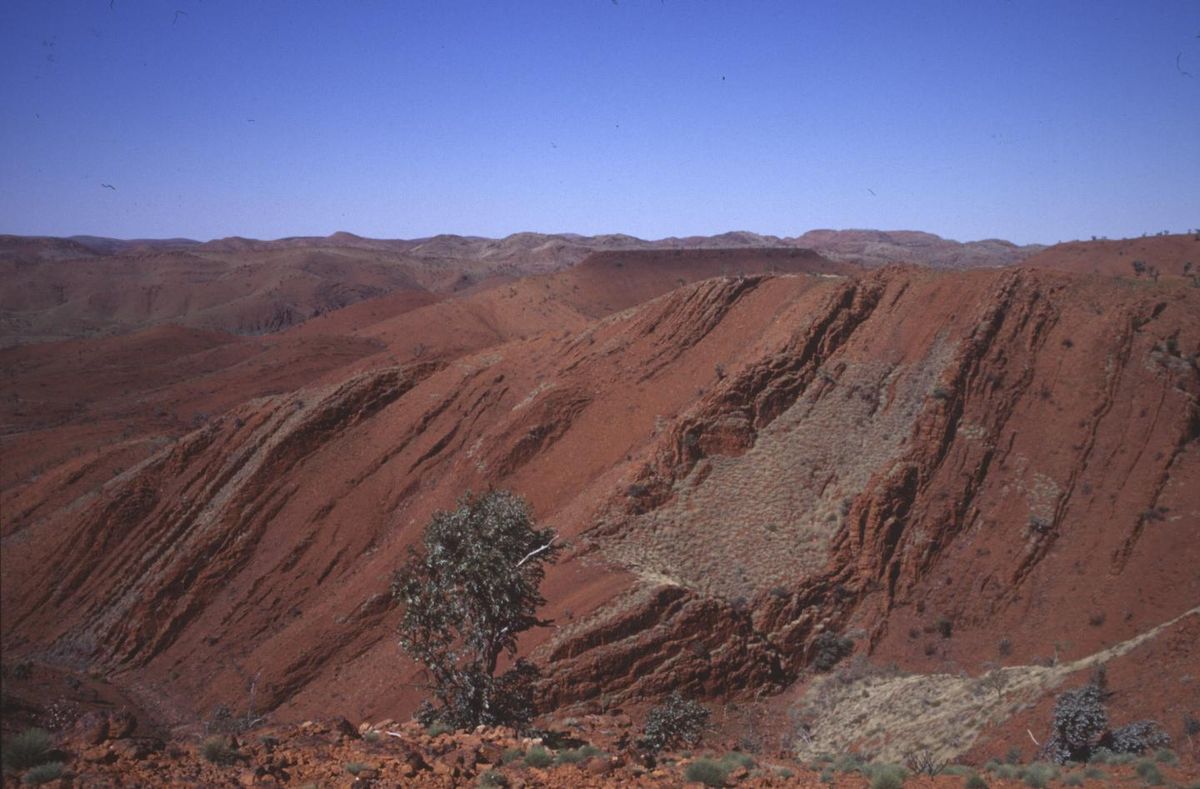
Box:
2;231;1198;785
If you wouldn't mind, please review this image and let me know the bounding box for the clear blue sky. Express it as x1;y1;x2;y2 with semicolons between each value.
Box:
1;1;1197;245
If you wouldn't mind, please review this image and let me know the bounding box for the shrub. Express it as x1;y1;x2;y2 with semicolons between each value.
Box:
501;747;524;764
1109;720;1170;755
832;752;866;772
904;748;945;776
1083;766;1106;779
1021;762;1057;788
996;764;1020;780
965;774;989;789
1152;748;1176;764
392;491;562;731
719;751;755;770
1063;772;1084;786
1;728;53;771
811;631;854;671
478;769;508;788
425;721;453;737
868;763;907;789
935;617;954;638
200;736;237;765
1135;759;1164;785
640;692;710;752
684;758;729;787
345;762;371;775
20;762;63;786
1044;682;1107;763
523;745;552;768
555;745;603;764
361;730;380;743
1089;746;1133;765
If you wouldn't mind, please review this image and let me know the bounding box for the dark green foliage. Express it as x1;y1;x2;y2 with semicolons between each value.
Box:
719;751;754;770
1;728;53;771
684;758;729;787
199;736;237;766
868;763;907;789
640;692;711;752
1021;762;1057;788
555;745;603;764
345;762;371;775
523;745;552;768
1135;759;1164;785
500;747;524;764
20;763;63;786
1108;721;1170;755
1153;748;1177;764
1089;747;1133;765
1044;682;1107;763
392;491;562;731
811;631;854;671
425;721;453;737
965;774;989;789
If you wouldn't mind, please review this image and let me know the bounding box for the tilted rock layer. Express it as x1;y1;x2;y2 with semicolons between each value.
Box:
2;238;1197;761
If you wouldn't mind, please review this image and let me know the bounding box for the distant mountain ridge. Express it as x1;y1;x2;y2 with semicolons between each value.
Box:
2;228;1043;270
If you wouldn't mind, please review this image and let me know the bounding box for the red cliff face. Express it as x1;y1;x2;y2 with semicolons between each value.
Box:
2;241;1197;762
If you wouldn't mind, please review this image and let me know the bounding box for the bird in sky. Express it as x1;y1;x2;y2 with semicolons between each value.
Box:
101;183;116;190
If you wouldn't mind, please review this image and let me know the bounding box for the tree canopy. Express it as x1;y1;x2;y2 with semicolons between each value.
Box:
392;490;562;729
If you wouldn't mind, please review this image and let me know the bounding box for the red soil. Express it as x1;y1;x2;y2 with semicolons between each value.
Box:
1;235;1196;773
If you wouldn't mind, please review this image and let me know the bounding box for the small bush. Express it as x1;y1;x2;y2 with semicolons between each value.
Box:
812;631;854;671
685;758;729;787
555;745;602;764
965;774;989;789
1089;747;1132;765
478;769;508;788
935;617;954;638
20;762;63;786
1109;720;1170;755
1083;766;1106;780
832;752;866;773
200;736;237;766
501;747;524;764
425;720;454;737
1021;762;1057;788
362;730;380;743
1044;682;1107;763
1152;748;1176;764
819;768;835;783
996;764;1020;780
719;751;755;770
345;762;371;775
1;728;53;772
1135;759;1164;785
640;692;710;752
523;745;552;768
1063;772;1084;786
868;763;907;789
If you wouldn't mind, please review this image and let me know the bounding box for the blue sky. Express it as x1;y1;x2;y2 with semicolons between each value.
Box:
1;1;1197;244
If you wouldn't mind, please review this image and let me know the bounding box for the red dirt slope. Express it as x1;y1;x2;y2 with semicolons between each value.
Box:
2;255;1195;771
